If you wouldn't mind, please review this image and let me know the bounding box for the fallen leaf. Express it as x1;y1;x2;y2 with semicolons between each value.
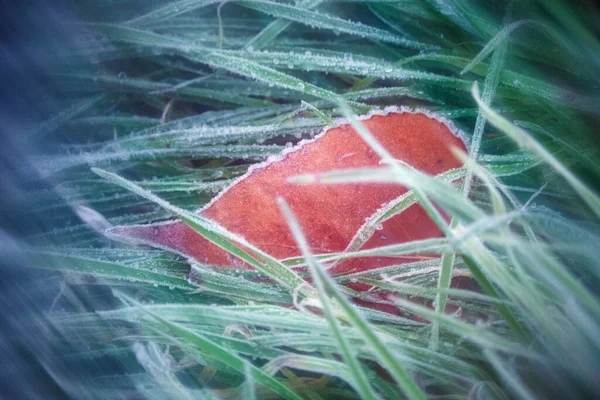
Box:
108;107;469;313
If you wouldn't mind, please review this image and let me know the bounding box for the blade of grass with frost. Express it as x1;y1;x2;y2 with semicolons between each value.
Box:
483;158;541;178
115;293;304;400
185;51;365;107
463;11;508;197
127;179;232;194
244;0;323;50
358;278;513;306
342;190;418;256
112;124;287;149
335;259;449;284
242;0;436;51
472;83;600;219
28;250;196;291
291;165;484;224
432;16;507;338
300;101;333;126
278;198;381;400
91;168;310;295
283;237;449;268
229;48;470;90
344;87;436;103
278;199;427;400
123;115;322;142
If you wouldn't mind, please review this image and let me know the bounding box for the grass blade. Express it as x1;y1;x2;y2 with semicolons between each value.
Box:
278;198;381;400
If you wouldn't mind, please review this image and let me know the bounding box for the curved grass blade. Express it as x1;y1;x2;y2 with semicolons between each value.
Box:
461;20;529;75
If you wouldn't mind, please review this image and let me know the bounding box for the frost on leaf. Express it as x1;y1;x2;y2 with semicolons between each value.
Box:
107;108;467;300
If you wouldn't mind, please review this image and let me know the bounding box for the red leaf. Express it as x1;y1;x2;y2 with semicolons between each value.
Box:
108;108;468;311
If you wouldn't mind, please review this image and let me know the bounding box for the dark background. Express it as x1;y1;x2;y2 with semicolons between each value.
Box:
0;2;97;398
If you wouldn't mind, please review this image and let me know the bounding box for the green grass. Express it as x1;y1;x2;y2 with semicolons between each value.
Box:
27;0;600;398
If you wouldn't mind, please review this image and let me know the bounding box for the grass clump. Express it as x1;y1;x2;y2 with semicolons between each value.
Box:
24;0;600;398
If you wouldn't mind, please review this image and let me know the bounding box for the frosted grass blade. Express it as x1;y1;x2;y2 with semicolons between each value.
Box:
92;168;309;294
278;198;381;400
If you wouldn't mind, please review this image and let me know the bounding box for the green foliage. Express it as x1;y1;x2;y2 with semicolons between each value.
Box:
28;0;600;398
